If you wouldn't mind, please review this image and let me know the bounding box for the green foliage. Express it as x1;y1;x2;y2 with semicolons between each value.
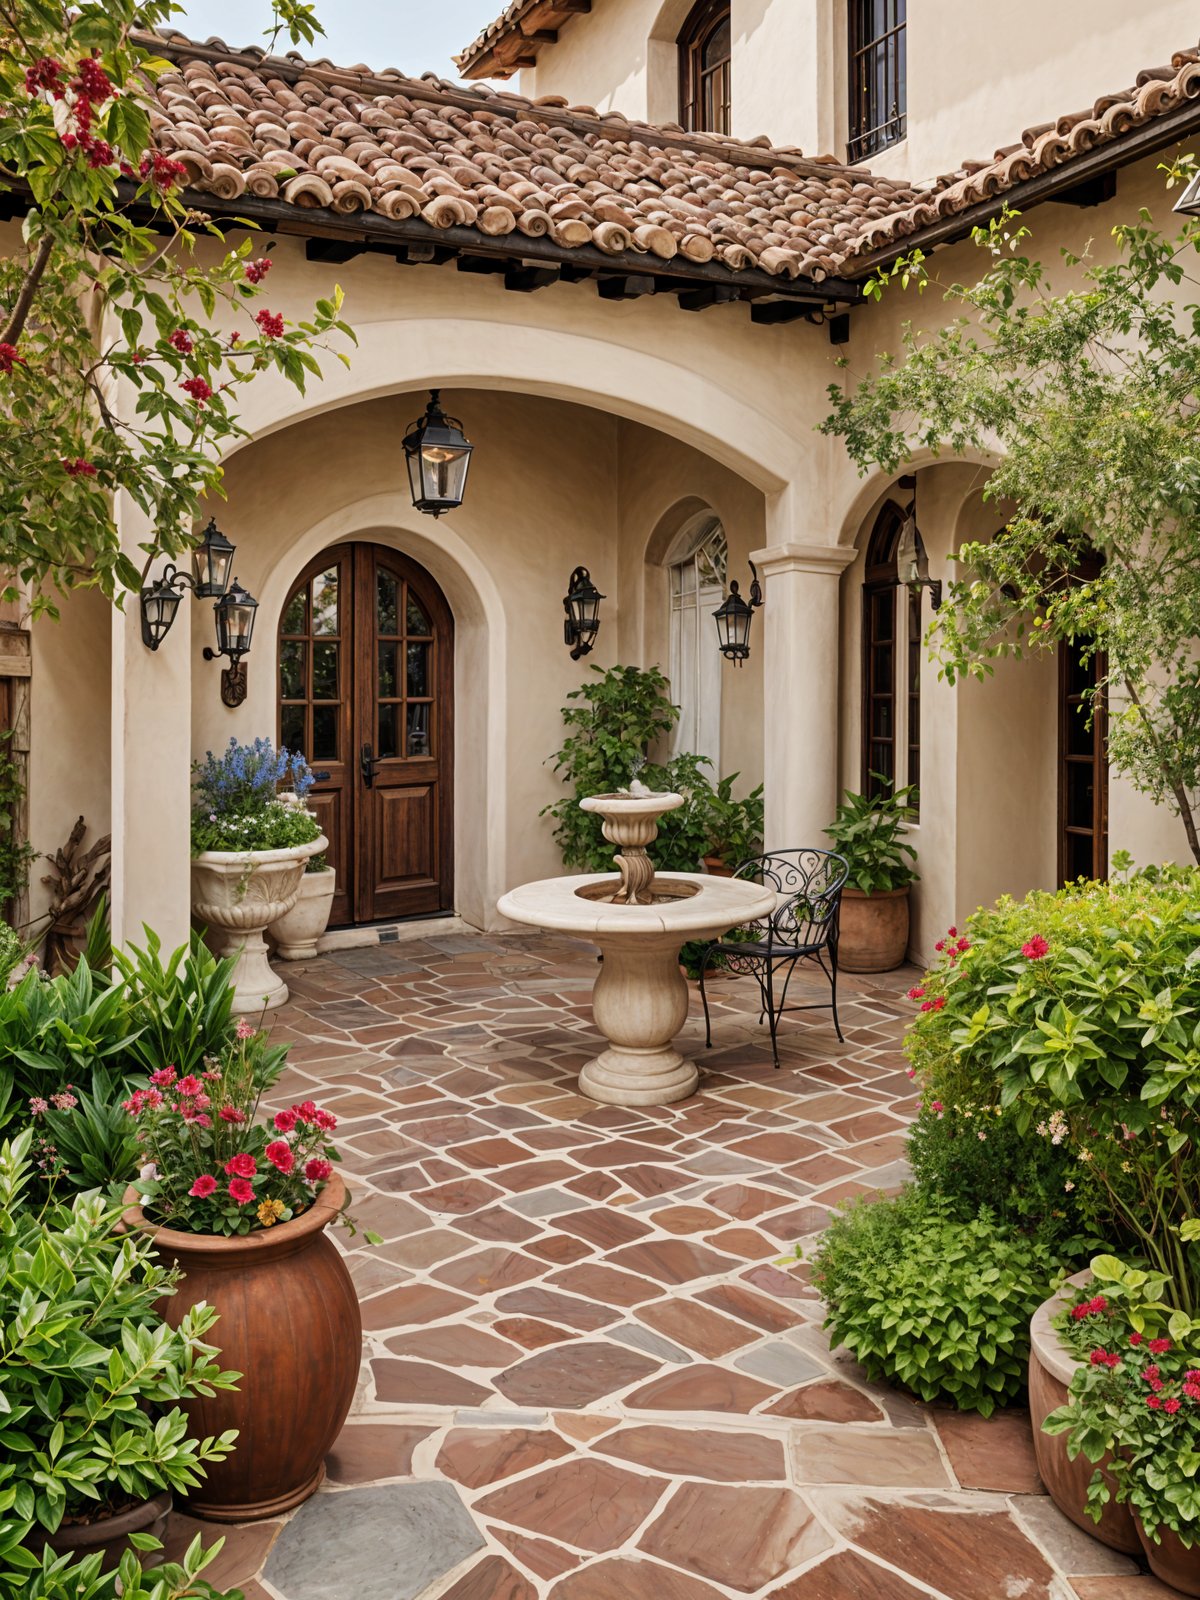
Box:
12;1529;245;1600
0;1131;239;1577
0;732;34;915
822;181;1200;863
0;922;25;984
813;1189;1063;1415
703;774;764;868
904;873;1200;1311
1042;1256;1200;1547
0;1;354;613
304;853;330;874
825;782;918;893
190;803;320;855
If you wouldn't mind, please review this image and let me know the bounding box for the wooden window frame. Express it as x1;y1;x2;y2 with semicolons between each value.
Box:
861;500;921;813
848;0;907;163
678;0;732;136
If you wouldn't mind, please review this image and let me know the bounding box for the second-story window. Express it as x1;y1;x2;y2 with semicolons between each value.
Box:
849;0;907;162
679;0;731;136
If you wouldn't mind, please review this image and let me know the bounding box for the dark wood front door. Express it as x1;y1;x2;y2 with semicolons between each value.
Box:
278;543;454;926
1058;637;1108;885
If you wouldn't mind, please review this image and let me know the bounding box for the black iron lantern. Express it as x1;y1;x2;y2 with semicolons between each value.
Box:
895;479;942;609
1174;171;1200;217
139;575;184;651
563;566;605;660
403;389;473;516
203;577;258;707
190;517;236;598
714;563;763;665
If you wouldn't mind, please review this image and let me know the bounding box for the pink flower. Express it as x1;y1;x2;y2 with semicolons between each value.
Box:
273;1108;298;1133
930;1101;944;1114
224;1152;257;1179
219;1104;246;1124
304;1157;333;1185
189;1174;218;1198
176;1075;203;1097
228;1177;255;1204
235;1018;255;1039
244;258;272;284
265;1139;295;1174
28;1096;48;1115
1022;935;1050;960
149;1066;177;1087
50;1091;77;1111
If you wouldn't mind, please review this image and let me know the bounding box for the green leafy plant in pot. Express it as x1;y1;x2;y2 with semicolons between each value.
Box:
825;781;918;971
702;774;764;877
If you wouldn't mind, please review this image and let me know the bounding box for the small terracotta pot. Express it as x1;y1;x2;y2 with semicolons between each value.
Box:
122;1174;360;1523
1136;1515;1200;1595
31;1492;172;1574
703;855;735;878
836;885;910;973
1027;1275;1139;1554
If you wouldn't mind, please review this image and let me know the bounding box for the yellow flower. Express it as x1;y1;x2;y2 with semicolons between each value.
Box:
257;1197;285;1227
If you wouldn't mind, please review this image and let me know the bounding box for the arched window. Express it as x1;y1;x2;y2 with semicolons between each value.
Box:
679;0;731;136
667;513;727;763
862;500;921;811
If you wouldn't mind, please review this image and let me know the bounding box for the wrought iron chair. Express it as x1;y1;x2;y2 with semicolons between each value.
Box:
698;849;849;1068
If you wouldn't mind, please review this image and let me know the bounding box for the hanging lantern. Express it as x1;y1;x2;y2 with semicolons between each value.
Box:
190;517;236;599
139;575;183;651
403;390;473;516
563;566;605;660
713;563;763;665
211;577;258;661
895;490;943;609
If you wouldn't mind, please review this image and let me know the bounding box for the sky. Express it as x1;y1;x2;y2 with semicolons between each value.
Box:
175;0;506;80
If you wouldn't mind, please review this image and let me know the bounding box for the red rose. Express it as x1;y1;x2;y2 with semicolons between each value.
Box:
224;1151;257;1179
265;1139;295;1174
228;1177;254;1204
304;1157;333;1185
189;1174;217;1198
313;1108;337;1131
273;1108;298;1133
294;1101;319;1124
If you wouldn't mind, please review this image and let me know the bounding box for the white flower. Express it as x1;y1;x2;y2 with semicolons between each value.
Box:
139;1161;159;1182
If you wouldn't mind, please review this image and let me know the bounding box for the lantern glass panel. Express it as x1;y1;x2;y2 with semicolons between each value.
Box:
191;522;235;598
418;441;471;508
141;583;181;650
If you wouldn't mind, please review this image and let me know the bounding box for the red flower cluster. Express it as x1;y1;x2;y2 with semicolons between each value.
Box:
55;55;116;167
1089;1349;1121;1368
1022;934;1050;960
168;328;194;355
138;151;189;191
244;257;272;284
265;1139;294;1175
24;57;65;98
0;342;26;374
907;985;925;1000
122;1087;165;1114
1071;1295;1109;1321
919;996;946;1013
255;309;284;339
62;457;97;477
180;376;213;404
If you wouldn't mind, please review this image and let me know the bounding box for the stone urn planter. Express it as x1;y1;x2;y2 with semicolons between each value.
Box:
122;1174;360;1523
1028;1274;1139;1555
190;835;326;1012
1135;1518;1200;1595
836;885;910;973
269;866;336;961
27;1492;172;1575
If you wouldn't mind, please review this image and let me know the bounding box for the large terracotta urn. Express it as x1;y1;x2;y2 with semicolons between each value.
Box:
27;1492;172;1575
1028;1275;1139;1554
836;885;910;972
123;1174;361;1523
269;866;336;961
190;835;326;1012
1136;1517;1200;1595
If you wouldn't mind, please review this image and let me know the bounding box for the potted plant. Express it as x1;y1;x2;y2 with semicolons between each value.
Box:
825;781;918;971
1043;1259;1200;1591
189;738;326;1013
702;775;764;877
120;1019;370;1522
0;1129;237;1578
268;853;336;961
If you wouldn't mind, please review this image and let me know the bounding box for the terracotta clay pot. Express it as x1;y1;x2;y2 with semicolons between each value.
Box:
268;867;336;960
836;885;910;973
1028;1275;1139;1555
30;1492;172;1575
1136;1516;1200;1595
122;1174;360;1523
703;855;735;878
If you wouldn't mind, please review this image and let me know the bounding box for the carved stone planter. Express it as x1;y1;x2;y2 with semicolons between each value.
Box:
269;867;336;961
191;835;327;1013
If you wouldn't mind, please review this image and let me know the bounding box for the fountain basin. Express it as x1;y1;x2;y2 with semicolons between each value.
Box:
498;870;777;1106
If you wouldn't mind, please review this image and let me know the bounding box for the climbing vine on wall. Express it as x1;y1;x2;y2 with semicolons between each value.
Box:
0;730;35;920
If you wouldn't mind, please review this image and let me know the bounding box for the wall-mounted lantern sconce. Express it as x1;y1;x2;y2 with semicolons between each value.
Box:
1174;170;1200;217
563;566;604;660
714;562;763;665
403;389;473;517
895;475;943;610
203;577;259;707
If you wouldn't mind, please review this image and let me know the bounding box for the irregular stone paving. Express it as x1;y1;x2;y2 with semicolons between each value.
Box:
162;932;1176;1600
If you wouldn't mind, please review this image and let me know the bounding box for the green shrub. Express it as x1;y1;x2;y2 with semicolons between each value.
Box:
825;782;918;892
10;1530;241;1600
905;873;1200;1311
0;1132;238;1574
0;922;24;984
813;1190;1064;1415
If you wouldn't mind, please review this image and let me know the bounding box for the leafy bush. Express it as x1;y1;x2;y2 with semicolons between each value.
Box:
905;873;1200;1310
703;774;764;868
0;921;24;984
11;1529;242;1600
825;782;918;893
190;738;319;855
813;1190;1064;1415
0;1132;238;1573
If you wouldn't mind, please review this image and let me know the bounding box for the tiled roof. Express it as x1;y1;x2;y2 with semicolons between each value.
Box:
456;0;594;80
142;34;1200;289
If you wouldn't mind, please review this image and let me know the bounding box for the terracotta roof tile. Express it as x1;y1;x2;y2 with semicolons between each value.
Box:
141;34;1200;288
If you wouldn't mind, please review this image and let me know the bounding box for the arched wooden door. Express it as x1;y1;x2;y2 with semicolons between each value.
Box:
278;543;454;926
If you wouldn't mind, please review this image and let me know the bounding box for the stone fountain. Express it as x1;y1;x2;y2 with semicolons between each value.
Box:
498;786;776;1106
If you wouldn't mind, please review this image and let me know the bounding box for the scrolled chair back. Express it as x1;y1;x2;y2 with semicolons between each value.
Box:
732;848;850;947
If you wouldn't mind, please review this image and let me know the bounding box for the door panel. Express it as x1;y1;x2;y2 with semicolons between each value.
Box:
277;543;454;926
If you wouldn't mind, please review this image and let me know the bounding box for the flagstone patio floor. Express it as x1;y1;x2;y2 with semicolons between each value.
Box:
165;930;1172;1600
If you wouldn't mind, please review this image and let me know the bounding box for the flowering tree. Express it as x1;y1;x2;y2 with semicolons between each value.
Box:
0;0;349;615
822;177;1200;863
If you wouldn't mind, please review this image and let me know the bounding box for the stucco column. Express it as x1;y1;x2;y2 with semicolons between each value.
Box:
110;493;192;951
749;541;856;851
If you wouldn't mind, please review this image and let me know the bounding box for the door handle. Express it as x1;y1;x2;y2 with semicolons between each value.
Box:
360;743;378;788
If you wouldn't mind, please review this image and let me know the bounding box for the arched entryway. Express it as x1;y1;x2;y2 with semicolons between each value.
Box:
278;542;454;927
